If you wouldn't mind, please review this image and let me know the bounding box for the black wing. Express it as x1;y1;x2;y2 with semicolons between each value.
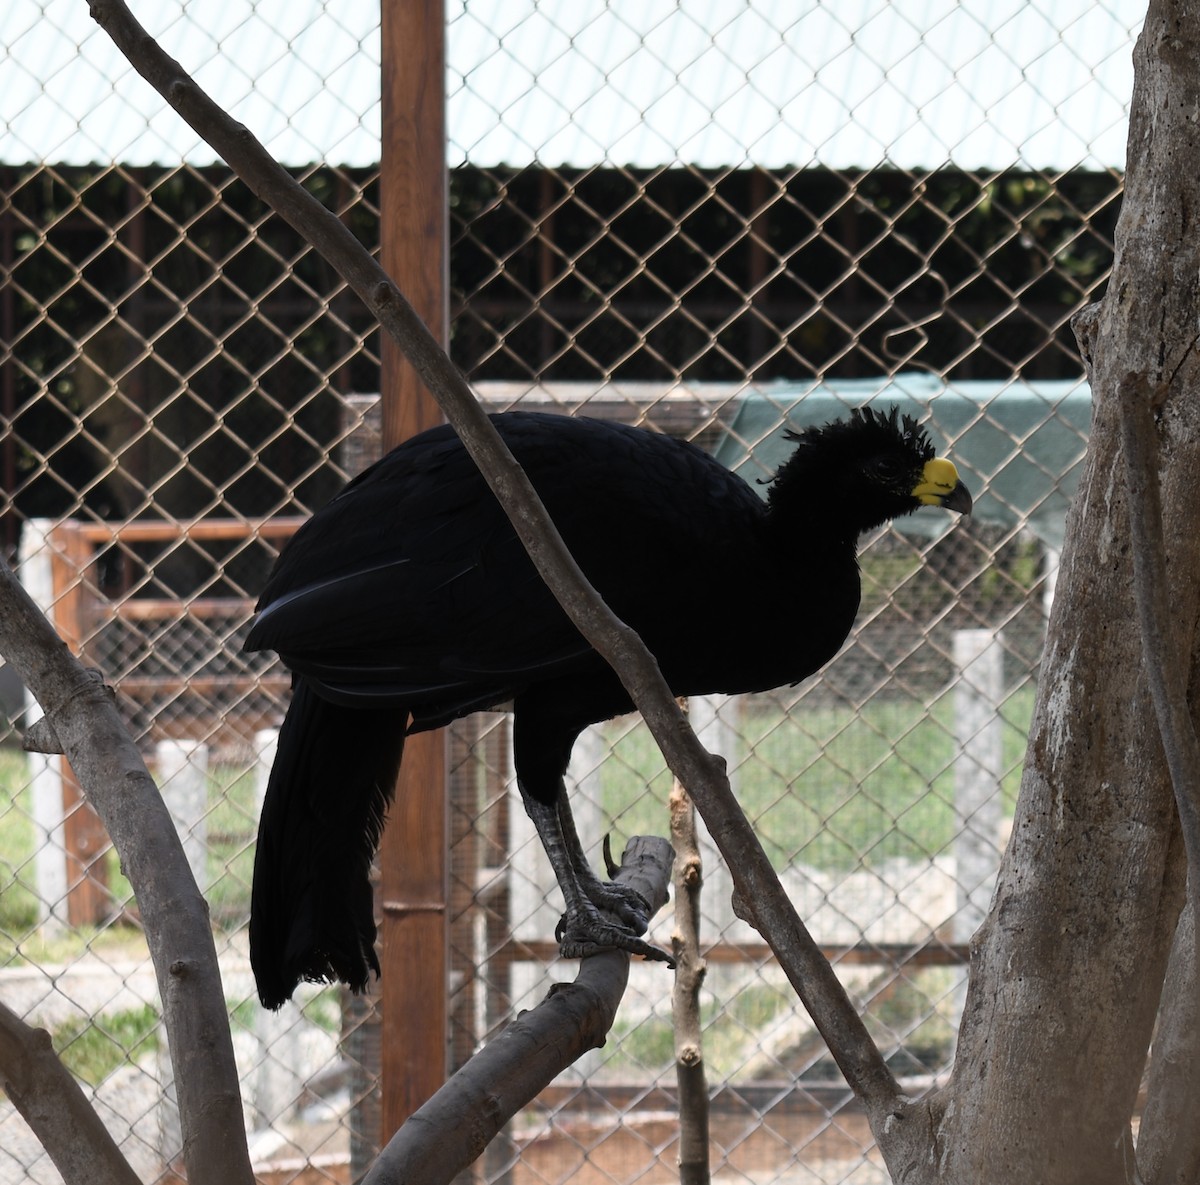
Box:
245;412;767;722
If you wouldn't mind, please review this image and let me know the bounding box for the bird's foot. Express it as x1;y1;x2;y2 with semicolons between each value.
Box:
555;901;675;966
578;876;652;936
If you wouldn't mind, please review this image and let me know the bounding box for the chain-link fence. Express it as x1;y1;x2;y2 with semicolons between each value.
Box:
0;2;1140;1182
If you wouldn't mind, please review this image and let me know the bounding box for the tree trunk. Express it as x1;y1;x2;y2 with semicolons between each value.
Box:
1137;903;1200;1182
875;3;1200;1181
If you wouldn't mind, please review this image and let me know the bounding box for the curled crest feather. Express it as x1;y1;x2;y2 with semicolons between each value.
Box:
782;405;935;463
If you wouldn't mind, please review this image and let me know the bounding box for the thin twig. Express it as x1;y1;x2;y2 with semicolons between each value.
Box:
670;764;711;1185
1117;372;1200;926
86;0;900;1119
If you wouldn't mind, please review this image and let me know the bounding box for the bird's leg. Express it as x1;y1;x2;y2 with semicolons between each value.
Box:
519;783;671;964
554;791;652;935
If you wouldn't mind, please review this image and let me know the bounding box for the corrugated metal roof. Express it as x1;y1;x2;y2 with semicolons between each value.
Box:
1;0;1141;169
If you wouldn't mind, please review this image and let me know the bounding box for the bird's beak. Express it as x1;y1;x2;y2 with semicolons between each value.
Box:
912;458;973;515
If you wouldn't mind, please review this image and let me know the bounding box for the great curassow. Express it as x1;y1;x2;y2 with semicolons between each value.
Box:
246;405;972;1007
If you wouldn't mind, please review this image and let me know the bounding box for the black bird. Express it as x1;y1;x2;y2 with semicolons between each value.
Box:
246;406;971;1008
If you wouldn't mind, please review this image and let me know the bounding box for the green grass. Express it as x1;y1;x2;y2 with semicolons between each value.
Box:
0;925;150;969
230;985;341;1035
601;686;1033;872
99;762;260;926
0;749;262;959
0;747;40;935
606;981;807;1079
605;969;964;1080
203;764;259;923
0;676;1036;1089
53;1004;159;1085
0;679;1036;963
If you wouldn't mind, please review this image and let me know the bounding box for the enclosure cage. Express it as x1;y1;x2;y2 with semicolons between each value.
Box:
0;2;1138;1183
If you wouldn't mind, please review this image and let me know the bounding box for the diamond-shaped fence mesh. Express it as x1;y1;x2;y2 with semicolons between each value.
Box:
0;2;1138;1183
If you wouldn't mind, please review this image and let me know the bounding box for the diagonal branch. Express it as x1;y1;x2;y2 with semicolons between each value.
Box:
86;0;900;1120
0;1001;142;1185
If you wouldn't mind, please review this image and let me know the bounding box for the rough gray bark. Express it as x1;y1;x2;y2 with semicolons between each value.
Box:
1137;904;1200;1184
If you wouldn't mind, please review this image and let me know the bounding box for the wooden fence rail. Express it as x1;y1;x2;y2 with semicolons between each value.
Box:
19;516;302;927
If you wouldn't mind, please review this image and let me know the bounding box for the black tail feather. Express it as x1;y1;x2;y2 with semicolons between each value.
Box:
250;680;406;1009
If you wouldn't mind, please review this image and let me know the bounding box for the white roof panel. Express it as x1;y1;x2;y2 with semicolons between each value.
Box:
1;0;1141;170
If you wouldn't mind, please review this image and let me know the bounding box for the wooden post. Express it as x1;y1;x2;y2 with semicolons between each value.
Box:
54;523;111;925
1;194;17;555
378;0;450;1143
20;521;68;938
20;516;150;932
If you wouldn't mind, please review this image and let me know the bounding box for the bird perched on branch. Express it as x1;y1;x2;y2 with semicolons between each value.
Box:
246;405;971;1008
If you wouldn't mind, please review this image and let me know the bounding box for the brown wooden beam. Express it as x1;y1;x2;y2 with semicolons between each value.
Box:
70;516;306;543
48;522;110;925
378;0;450;1148
492;938;971;968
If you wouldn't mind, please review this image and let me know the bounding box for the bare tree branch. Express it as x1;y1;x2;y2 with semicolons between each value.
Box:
361;838;672;1185
0;1001;142;1185
86;0;900;1120
21;712;65;755
0;558;254;1185
1117;372;1200;927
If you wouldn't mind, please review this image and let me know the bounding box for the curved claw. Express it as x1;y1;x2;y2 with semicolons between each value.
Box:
602;833;621;879
557;913;675;966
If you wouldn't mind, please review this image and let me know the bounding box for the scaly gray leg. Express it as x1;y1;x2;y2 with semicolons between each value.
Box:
554;791;652;935
519;783;671;963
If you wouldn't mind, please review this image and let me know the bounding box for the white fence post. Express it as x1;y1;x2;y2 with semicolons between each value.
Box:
155;739;211;893
154;737;211;1166
28;752;69;938
1043;545;1061;620
952;629;1006;942
19;519;69;938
